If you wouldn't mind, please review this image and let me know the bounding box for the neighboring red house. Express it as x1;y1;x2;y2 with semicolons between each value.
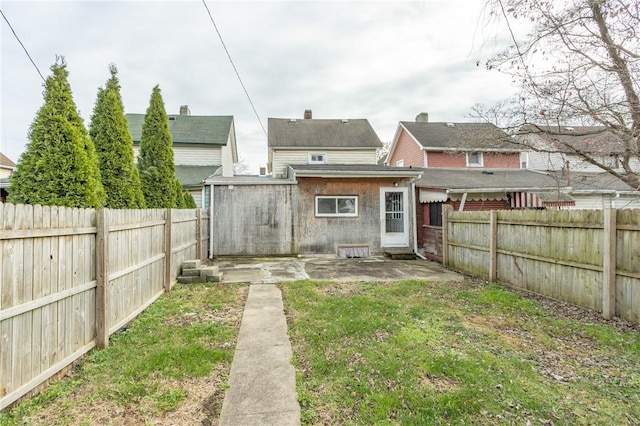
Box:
386;113;522;169
415;168;574;260
384;114;579;260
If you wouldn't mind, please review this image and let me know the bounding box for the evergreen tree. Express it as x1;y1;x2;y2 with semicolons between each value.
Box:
184;191;197;209
9;57;105;208
137;85;178;208
174;179;187;208
89;65;146;209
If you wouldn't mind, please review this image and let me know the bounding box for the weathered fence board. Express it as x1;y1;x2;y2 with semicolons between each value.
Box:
0;204;209;411
445;208;640;324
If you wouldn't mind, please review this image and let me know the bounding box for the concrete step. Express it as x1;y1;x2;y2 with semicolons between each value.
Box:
182;259;202;270
383;248;416;260
178;275;205;284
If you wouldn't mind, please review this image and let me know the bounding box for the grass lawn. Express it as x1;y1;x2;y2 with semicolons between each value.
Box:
282;279;640;425
0;282;247;426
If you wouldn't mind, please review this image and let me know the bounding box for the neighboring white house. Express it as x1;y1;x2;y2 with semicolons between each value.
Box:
516;125;640;208
126;105;238;208
516;125;640;173
0;152;16;202
267;110;379;178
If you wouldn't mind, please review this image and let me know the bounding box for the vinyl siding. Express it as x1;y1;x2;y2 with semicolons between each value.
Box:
527;150;639;173
566;194;640;210
190;190;203;209
220;133;235;177
133;146;222;166
271;149;378;178
389;129;424;167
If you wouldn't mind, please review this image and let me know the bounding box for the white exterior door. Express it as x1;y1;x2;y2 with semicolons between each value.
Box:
380;187;409;247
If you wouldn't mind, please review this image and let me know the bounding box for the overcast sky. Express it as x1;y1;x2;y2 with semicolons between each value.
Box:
1;0;519;174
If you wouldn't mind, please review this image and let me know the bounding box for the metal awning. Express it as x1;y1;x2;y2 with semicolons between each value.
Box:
419;190;448;203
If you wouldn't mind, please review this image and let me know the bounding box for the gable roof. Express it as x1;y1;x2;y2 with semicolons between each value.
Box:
1;152;16;170
268;118;383;149
399;121;517;151
126;114;234;147
518;125;627;154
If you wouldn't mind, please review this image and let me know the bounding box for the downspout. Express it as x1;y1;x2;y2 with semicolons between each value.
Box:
208;183;214;259
411;177;427;260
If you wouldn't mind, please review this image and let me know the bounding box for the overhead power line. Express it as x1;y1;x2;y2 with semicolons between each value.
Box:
0;9;45;82
201;0;267;138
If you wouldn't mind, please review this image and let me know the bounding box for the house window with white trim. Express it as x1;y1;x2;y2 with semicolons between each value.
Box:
466;151;483;167
315;196;358;217
308;153;326;164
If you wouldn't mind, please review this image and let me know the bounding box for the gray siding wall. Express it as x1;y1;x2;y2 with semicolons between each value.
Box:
212;184;296;255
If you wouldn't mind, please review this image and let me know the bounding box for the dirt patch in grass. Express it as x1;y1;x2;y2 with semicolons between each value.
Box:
4;283;247;426
418;374;459;392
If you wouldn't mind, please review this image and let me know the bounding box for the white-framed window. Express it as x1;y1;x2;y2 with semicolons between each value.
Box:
308;153;326;164
315;196;358;217
395;159;404;167
466;151;484;167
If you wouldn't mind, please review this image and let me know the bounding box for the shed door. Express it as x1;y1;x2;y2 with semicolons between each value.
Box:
380;188;409;247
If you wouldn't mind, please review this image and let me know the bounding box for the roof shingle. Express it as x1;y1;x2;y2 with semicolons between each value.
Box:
268;118;382;149
126;114;233;146
400;121;517;151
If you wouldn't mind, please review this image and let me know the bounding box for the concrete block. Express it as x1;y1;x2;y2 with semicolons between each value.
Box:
205;273;223;283
182;259;201;270
182;268;202;277
177;275;204;284
199;266;220;277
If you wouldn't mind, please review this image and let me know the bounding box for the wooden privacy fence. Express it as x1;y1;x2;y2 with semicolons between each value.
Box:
443;208;640;324
0;203;209;410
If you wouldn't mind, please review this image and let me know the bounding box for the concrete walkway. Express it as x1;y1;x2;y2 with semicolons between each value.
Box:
219;284;301;426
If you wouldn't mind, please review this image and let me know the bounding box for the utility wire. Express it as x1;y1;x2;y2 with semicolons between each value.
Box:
0;9;45;82
201;0;267;138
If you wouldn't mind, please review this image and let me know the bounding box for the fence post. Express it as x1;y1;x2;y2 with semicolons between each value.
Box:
164;208;172;292
95;208;109;348
602;208;617;319
196;209;202;259
489;210;498;282
442;205;452;267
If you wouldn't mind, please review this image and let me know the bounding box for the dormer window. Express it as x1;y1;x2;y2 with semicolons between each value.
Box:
309;153;326;164
466;152;484;167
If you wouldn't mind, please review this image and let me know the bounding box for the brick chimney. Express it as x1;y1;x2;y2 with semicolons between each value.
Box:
304;109;312;119
180;105;191;116
415;112;429;122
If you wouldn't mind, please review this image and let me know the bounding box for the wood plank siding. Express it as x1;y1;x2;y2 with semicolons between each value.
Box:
295;177;401;254
210;177;415;256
